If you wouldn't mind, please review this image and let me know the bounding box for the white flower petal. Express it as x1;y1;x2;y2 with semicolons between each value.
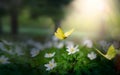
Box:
0;55;10;64
44;52;55;58
66;44;79;55
44;59;57;71
82;39;93;48
30;48;40;57
87;52;97;60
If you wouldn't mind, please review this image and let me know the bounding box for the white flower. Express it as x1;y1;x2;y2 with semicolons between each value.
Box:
44;59;57;71
30;48;40;57
44;52;55;58
82;39;93;48
57;42;64;49
54;42;64;49
0;55;10;64
0;42;6;51
87;52;97;60
3;46;15;55
65;41;74;47
66;44;79;55
15;46;24;56
2;40;13;46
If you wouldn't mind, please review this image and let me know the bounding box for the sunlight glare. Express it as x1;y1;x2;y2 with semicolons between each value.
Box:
62;0;118;40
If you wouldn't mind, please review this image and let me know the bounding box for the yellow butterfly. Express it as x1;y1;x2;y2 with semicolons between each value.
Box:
54;28;74;40
96;45;117;60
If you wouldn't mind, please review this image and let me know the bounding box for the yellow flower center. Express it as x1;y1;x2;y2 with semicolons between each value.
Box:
70;48;74;53
48;53;51;56
49;63;53;68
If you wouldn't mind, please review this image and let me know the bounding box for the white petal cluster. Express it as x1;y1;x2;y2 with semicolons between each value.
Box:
44;59;57;71
54;42;64;49
66;44;79;55
0;42;6;51
87;52;97;60
30;48;40;57
2;40;13;46
0;55;10;64
65;41;74;47
82;39;93;48
14;45;24;56
44;52;55;58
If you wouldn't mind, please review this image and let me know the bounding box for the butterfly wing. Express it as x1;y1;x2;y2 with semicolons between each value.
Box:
64;29;74;37
54;28;65;40
105;45;116;60
96;49;105;57
96;45;117;60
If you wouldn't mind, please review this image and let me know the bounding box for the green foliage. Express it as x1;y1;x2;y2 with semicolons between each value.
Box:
41;46;116;75
0;40;117;75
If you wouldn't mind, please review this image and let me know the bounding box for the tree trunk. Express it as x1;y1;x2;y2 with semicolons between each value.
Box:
10;9;18;35
0;17;3;35
10;0;20;35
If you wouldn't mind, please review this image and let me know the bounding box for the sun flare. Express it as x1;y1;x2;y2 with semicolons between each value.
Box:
62;0;119;39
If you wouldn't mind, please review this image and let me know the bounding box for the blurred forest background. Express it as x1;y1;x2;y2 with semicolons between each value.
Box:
0;0;120;75
0;0;120;41
0;0;73;40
